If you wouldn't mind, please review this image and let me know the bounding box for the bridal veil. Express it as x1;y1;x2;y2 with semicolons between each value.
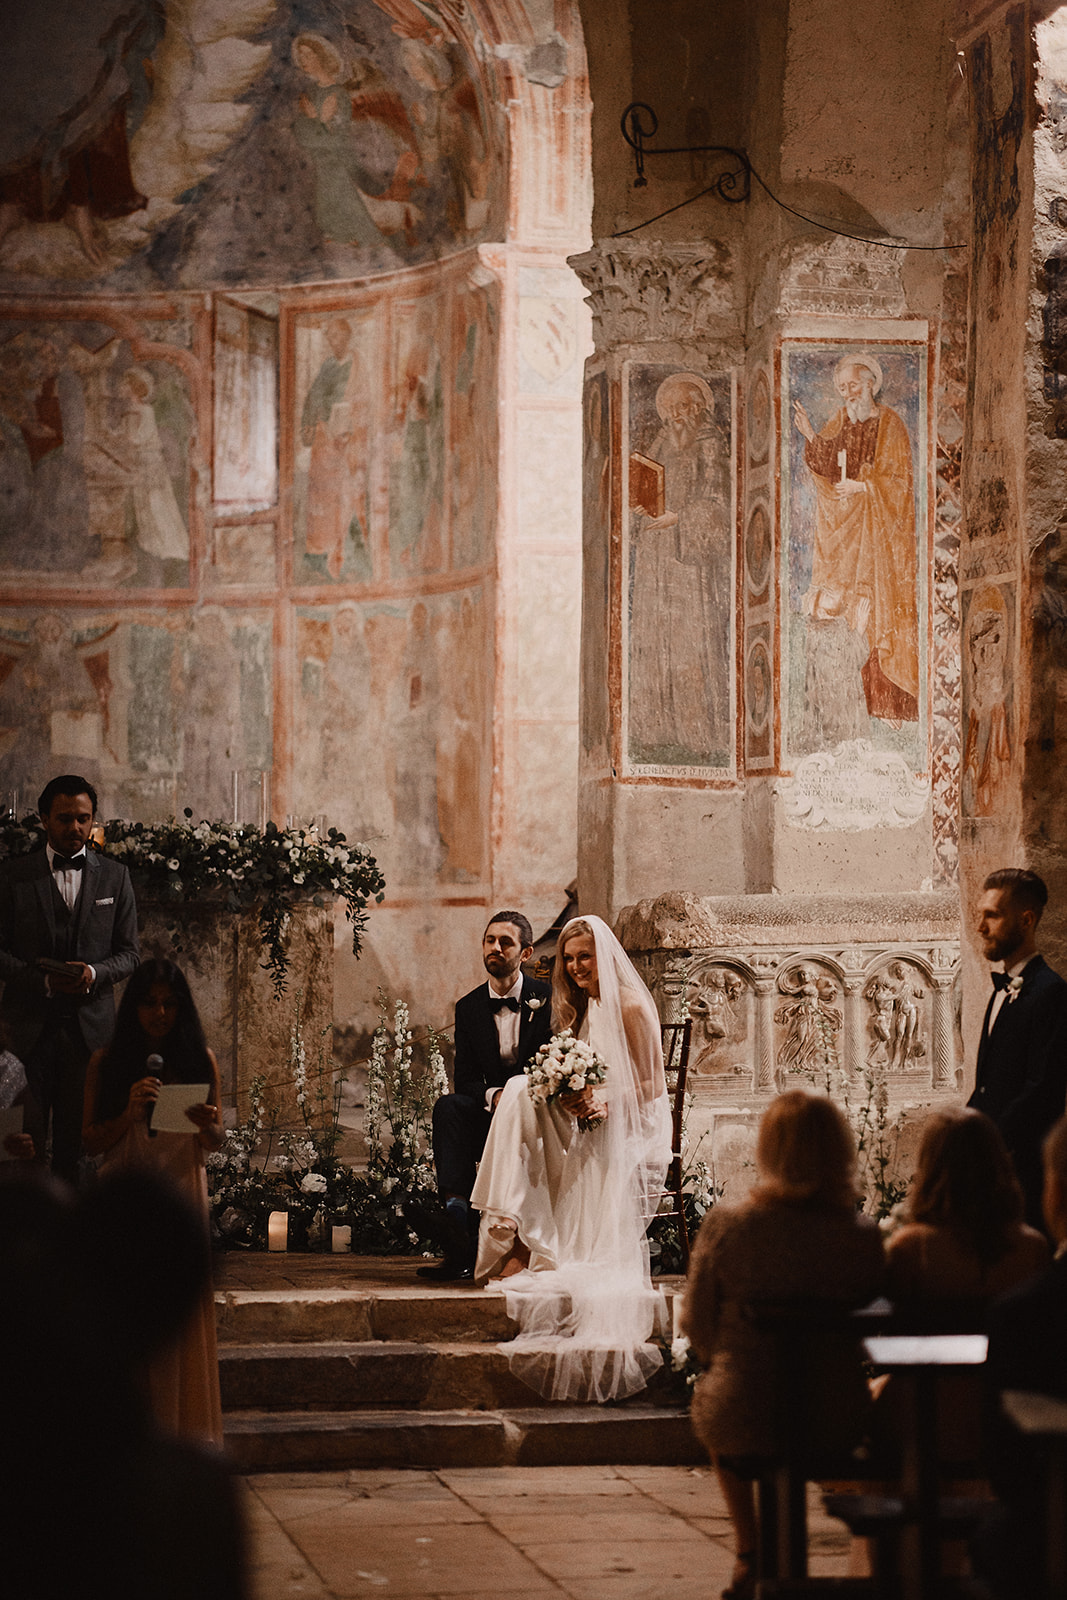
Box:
473;914;672;1402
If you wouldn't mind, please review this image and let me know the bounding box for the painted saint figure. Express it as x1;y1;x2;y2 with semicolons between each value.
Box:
120;367;189;565
299;319;371;581
628;372;730;768
963;584;1012;816
793;355;919;738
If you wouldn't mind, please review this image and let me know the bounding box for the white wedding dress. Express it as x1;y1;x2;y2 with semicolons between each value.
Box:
470;917;671;1402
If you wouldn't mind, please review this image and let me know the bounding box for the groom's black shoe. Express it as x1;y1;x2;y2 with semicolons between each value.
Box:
417;1201;476;1281
416;1257;474;1282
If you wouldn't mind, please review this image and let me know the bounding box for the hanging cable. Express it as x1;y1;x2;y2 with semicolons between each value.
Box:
615;102;966;251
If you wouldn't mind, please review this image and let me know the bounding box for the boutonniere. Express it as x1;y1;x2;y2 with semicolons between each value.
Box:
526;997;545;1011
1007;975;1025;1004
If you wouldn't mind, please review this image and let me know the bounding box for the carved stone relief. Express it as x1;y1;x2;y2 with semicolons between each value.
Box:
774;962;843;1085
568;240;734;347
685;964;749;1077
649;940;960;1099
778;237;907;318
863;960;928;1074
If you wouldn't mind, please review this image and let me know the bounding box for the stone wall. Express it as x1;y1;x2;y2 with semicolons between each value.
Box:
619;890;961;1198
0;1;592;1039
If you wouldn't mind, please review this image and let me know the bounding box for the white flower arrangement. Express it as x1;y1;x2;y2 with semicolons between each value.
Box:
526;996;545;1011
526;1029;608;1130
300;1171;328;1195
97;813;384;995
1007;975;1025;1004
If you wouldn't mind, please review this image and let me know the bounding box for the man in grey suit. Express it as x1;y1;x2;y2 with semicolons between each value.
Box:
0;775;139;1182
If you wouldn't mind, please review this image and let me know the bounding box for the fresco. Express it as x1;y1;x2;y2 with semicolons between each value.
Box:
449;278;497;569
744;624;772;765
623;363;734;776
0;316;195;588
293;308;378;584
744;500;771;601
0;1;502;292
0;606;271;822
747;367;771;466
581;370;611;758
961;580;1014;817
389;293;446;576
780;339;928;772
292;589;489;884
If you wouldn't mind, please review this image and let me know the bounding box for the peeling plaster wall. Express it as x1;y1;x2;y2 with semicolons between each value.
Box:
0;0;592;1044
577;0;964;927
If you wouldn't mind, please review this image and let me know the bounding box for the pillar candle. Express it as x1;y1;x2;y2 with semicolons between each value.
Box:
267;1211;288;1251
331;1225;351;1253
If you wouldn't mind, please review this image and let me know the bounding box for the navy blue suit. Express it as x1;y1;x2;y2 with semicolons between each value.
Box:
968;955;1067;1226
432;975;553;1201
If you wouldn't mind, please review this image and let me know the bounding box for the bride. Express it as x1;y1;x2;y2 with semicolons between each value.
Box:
470;915;671;1401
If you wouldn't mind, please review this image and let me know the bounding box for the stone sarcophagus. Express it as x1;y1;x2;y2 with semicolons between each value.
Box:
617;889;961;1201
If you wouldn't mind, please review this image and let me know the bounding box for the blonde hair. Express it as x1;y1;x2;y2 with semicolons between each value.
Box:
552;918;595;1034
753;1090;858;1212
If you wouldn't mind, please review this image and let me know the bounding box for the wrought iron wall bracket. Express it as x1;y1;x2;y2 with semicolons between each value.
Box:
621;102;751;202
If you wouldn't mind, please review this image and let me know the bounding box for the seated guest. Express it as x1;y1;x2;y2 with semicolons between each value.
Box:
0;1023;44;1163
83;959;225;1447
879;1109;1048;1491
0;1169;247;1600
887;1108;1049;1309
975;1115;1067;1598
681;1091;886;1600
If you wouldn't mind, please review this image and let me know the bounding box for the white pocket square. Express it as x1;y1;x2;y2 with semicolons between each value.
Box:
95;897;114;906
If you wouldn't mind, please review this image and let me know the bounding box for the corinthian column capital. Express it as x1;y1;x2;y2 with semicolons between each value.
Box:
567;238;732;349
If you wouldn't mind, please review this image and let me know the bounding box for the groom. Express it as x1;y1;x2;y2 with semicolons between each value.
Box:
968;867;1067;1228
418;911;553;1281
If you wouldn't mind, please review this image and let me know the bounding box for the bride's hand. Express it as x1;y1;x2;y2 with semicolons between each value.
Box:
559;1086;605;1120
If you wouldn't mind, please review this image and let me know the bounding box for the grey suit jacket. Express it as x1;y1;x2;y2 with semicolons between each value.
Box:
0;848;140;1054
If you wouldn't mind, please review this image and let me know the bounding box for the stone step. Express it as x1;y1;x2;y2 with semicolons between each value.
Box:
214;1286;520;1346
218;1340;686;1413
223;1404;705;1472
215;1283;684;1347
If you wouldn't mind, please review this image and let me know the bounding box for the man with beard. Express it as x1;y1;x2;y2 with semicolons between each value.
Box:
793;355;919;739
968;868;1067;1229
419;912;552;1280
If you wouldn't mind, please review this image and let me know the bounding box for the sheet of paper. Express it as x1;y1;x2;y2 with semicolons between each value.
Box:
0;1104;24;1143
151;1082;209;1134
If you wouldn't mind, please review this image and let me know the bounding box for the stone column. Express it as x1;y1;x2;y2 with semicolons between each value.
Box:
958;3;1067;1067
568;239;745;920
843;975;868;1083
930;971;960;1092
752;964;779;1094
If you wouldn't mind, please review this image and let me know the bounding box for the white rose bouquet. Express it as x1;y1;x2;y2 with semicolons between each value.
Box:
525;1029;608;1131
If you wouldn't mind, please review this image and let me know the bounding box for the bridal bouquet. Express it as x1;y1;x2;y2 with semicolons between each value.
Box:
526;1030;608;1131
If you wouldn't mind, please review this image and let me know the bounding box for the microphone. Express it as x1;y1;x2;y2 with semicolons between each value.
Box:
146;1053;163;1135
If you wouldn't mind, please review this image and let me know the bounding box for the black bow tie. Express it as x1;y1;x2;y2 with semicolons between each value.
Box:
51;854;85;872
991;971;1014;992
490;996;520;1013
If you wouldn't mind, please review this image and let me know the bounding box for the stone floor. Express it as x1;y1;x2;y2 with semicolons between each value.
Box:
243;1463;853;1599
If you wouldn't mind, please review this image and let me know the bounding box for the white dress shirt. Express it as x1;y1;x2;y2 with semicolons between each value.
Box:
46;843;86;912
987;952;1035;1035
486;972;524;1112
44;845;94;987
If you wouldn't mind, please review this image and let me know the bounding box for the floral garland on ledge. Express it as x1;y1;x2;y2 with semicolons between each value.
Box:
0;810;385;996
